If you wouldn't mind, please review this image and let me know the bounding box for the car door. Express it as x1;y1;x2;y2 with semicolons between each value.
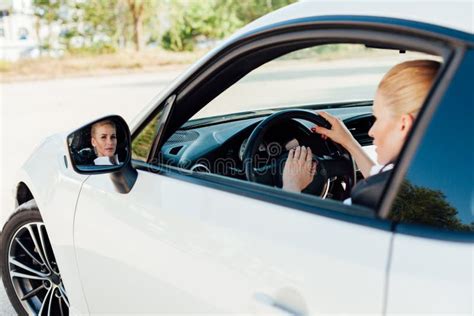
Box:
74;165;392;314
384;50;473;314
71;26;400;314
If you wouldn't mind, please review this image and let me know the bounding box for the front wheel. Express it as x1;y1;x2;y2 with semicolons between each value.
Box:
1;203;70;316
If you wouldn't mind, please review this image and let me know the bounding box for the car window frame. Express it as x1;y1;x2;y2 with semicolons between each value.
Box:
384;48;474;242
131;19;463;232
377;46;464;218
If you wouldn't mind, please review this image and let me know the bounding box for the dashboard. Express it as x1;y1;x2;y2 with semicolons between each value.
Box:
160;106;375;180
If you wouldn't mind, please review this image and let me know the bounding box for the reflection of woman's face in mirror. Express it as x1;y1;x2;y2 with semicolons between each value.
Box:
91;121;117;157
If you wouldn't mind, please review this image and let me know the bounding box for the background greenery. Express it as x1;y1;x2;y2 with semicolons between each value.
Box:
32;0;297;54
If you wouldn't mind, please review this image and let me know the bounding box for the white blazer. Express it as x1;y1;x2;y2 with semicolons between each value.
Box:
94;155;120;166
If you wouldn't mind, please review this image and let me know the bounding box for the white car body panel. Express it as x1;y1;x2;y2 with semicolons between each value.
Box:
386;234;473;314
74;171;392;314
6;134;91;314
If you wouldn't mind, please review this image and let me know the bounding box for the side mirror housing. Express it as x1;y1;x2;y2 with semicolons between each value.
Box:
66;115;137;193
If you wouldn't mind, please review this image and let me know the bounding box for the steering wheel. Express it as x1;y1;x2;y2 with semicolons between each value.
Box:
243;110;356;198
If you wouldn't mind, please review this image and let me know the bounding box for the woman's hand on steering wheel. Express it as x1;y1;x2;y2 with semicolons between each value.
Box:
282;146;317;193
313;111;356;148
244;109;355;198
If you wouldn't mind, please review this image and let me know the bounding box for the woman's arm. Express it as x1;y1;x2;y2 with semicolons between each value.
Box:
343;137;375;178
314;111;375;178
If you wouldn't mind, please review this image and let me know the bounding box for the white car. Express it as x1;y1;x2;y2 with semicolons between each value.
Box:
1;1;473;315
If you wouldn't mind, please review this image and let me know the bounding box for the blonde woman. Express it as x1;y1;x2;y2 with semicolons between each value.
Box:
91;120;120;165
282;60;441;206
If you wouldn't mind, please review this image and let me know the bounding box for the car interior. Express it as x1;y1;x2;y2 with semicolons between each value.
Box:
132;41;443;208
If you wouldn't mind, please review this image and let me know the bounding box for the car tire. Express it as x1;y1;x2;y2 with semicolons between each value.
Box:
1;201;69;316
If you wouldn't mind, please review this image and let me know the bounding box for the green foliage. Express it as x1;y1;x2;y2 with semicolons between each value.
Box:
74;0;159;52
32;0;61;23
67;43;118;56
67;0;126;52
79;0;121;39
31;0;298;54
32;0;62;49
132;114;159;161
162;0;297;51
391;180;473;232
162;0;240;51
234;0;298;24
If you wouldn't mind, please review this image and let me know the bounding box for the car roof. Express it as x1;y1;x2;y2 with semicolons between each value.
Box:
235;0;473;36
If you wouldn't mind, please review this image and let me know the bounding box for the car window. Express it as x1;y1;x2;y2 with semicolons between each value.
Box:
389;52;473;232
191;44;440;120
132;113;160;162
157;42;444;214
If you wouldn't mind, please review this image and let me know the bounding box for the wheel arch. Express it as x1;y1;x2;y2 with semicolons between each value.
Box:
15;182;35;208
2;171;42;232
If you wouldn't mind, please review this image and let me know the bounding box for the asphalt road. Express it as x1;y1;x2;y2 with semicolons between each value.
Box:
0;55;405;312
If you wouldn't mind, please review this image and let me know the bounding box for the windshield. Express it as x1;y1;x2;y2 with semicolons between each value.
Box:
190;44;439;120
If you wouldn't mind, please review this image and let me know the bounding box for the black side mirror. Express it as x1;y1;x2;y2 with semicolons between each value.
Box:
67;115;137;193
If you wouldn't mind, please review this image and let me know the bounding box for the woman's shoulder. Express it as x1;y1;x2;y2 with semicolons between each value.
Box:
352;167;394;209
94;155;120;165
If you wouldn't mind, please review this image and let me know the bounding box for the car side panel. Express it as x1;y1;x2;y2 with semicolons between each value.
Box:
74;170;392;314
386;234;472;313
10;135;90;315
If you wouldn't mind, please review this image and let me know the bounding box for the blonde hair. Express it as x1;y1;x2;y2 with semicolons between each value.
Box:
91;120;116;138
378;59;441;118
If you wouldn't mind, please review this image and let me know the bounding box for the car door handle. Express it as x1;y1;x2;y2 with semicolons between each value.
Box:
253;292;303;316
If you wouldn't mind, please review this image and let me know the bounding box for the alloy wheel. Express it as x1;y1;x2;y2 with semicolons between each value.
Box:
7;222;69;316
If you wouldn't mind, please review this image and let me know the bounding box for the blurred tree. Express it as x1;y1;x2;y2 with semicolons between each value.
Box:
162;0;241;51
126;0;145;51
31;0;297;54
162;0;296;52
109;0;159;52
235;0;297;24
75;0;124;53
32;0;62;52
